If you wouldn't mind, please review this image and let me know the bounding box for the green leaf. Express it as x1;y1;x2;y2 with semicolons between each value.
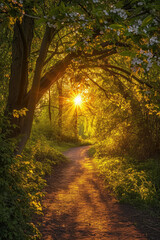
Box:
115;1;124;8
141;15;152;27
36;17;46;26
109;24;124;30
120;51;137;57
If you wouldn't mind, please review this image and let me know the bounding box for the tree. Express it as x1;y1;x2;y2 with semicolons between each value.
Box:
0;0;159;153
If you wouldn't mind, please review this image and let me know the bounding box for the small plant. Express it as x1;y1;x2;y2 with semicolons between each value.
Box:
0;116;67;240
93;151;160;212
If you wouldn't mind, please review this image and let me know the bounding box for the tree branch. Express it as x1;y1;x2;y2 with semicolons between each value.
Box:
43;41;59;66
102;64;154;89
83;72;109;98
23;52;78;106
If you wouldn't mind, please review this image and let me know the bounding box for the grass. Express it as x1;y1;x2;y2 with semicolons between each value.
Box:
52;141;83;153
92;147;160;214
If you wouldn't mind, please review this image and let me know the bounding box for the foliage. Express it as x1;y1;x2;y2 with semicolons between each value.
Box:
89;53;160;159
0;0;160;238
88;146;96;157
1;0;160;151
0;116;66;240
93;147;160;212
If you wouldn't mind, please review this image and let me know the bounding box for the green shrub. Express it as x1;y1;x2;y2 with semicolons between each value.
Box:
0;135;40;239
93;154;160;211
0;126;67;240
88;147;96;157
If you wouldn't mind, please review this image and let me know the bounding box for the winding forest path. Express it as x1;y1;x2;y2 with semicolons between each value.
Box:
38;146;160;240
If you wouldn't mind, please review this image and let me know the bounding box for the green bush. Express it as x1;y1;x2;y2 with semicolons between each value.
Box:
0;124;67;240
87;147;96;157
93;153;160;211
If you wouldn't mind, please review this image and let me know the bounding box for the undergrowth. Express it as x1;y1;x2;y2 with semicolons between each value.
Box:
91;146;160;214
0;124;67;240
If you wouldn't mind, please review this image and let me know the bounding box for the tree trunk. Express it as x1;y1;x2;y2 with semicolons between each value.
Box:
49;89;52;123
17;26;55;153
57;80;63;138
17;52;76;153
5;16;34;137
5;12;78;153
74;106;78;140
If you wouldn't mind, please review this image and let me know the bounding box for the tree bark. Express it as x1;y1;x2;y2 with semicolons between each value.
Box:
4;16;34;137
57;80;63;138
49;89;52;123
4;15;78;153
17;26;55;153
24;52;77;105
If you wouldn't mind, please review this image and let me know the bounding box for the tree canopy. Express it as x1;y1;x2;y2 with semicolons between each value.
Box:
0;1;160;239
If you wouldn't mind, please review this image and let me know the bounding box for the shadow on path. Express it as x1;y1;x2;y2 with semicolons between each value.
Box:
38;146;160;240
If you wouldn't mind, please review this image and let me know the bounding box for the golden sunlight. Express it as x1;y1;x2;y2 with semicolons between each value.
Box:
74;95;82;106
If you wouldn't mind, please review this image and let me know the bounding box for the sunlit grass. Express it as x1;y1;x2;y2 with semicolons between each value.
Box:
93;153;160;212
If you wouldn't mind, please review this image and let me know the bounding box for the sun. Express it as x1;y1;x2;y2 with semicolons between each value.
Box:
74;95;82;106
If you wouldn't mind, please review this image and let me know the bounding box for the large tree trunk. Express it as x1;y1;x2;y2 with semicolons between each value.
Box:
5;16;34;137
17;52;76;153
17;26;56;153
5;13;78;153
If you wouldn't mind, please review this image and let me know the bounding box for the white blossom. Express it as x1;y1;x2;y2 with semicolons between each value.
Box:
69;12;78;19
137;19;142;25
149;36;159;45
82;23;86;27
157;58;160;66
146;59;153;71
153;19;158;26
137;2;143;6
79;14;85;20
117;30;120;36
145;51;153;58
47;22;56;28
52;16;56;20
139;50;154;72
140;50;153;58
93;0;99;3
131;57;143;65
103;10;109;16
110;7;127;19
107;26;113;30
128;25;139;34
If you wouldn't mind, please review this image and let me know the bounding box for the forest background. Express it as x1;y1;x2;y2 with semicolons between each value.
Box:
0;0;160;239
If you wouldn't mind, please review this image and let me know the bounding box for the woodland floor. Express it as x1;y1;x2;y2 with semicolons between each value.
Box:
37;146;160;240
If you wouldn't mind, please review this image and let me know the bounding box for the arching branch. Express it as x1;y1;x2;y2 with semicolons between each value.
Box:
43;41;59;66
83;72;109;98
79;63;154;90
23;52;78;106
102;64;153;89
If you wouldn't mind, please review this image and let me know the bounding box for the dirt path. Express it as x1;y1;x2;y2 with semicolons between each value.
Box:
38;146;160;240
